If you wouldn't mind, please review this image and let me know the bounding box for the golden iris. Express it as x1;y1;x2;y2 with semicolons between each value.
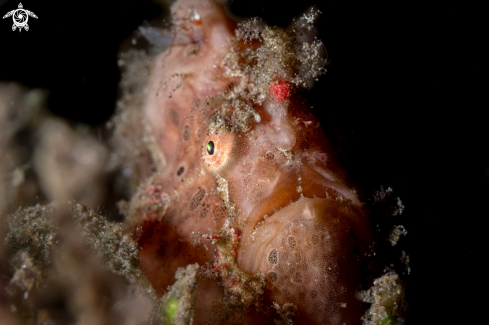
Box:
206;141;215;155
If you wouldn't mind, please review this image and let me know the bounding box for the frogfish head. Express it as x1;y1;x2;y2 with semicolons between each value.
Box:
135;0;373;324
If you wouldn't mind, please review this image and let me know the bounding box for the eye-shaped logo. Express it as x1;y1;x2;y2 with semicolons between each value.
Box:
2;3;38;32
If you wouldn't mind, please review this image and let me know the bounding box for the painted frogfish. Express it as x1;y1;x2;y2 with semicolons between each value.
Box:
130;0;373;324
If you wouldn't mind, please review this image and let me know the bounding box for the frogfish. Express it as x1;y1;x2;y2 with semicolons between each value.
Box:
131;0;373;324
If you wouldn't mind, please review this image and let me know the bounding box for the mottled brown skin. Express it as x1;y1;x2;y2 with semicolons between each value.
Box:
137;0;372;324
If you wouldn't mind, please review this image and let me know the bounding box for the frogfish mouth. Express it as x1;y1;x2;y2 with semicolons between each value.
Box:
132;0;373;324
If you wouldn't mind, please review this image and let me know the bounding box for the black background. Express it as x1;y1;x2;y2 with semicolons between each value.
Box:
0;0;486;324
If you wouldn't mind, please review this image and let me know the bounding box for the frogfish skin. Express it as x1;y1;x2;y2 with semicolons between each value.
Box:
133;0;373;324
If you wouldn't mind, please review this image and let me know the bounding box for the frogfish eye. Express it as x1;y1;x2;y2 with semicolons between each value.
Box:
206;141;215;155
202;134;234;172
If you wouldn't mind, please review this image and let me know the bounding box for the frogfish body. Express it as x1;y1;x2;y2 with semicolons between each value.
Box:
133;0;373;324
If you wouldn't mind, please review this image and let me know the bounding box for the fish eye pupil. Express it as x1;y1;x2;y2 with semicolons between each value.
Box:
206;141;215;155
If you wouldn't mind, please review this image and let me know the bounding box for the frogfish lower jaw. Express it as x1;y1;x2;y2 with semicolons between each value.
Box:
233;161;370;323
237;194;372;324
241;163;362;236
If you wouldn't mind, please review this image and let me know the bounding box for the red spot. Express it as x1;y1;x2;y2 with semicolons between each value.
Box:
212;263;229;272
146;185;162;203
269;79;291;102
230;227;241;239
232;247;238;256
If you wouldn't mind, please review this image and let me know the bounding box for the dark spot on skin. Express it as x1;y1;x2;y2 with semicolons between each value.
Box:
288;236;297;248
268;272;278;283
183;125;191;141
213;205;227;219
294;272;302;283
200;206;209;218
189;188;205;210
169;109;180;126
157;245;166;258
177;166;184;176
166;209;176;225
265;151;274;160
311;290;318;298
197;128;203;139
269;249;278;264
244;175;251;185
